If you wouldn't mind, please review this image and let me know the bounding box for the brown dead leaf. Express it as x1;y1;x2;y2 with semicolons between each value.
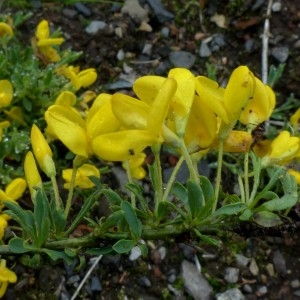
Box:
234;17;261;30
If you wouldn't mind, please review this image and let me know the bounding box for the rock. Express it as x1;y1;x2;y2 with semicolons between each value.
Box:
216;288;245;300
256;285;268;296
90;276;102;292
273;249;287;276
161;27;170;38
265;263;275;277
291;279;300;289
252;0;265;10
129;246;142;261
138;276;152;287
105;79;133;90
85;21;107;35
181;260;213;300
271;46;289;63
199;41;212;57
169;51;196;69
121;0;149;23
272;1;282;12
249;258;259;276
74;3;92;17
145;0;174;23
142;43;153;56
224;267;240;283
245;39;255;52
235;254;250;268
62;8;78;19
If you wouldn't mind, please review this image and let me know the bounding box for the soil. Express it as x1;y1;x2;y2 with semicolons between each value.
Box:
2;0;300;299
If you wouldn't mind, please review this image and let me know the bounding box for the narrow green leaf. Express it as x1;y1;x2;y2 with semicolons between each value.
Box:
112;239;136;254
42;248;73;265
138;243;148;257
65;191;99;235
199;176;214;204
253;211;282;227
121;201;142;239
256;194;298;212
239;208;252;221
213;202;247;217
187;180;204;219
101;210;125;231
126;182;149;213
102;189;123;206
85;247;113;256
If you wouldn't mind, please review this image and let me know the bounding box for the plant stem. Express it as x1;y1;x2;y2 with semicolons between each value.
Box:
51;175;61;211
124;160;136;209
244;151;250;203
65;155;85;218
152;144;163;216
213;139;224;213
162;155;184;202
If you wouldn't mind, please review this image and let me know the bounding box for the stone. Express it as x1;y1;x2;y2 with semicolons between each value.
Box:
121;0;149;23
169;51;196;69
271;46;289;63
181;260;213;300
273;249;287;276
249;258;259;276
85;21;107;35
224;267;240;283
216;288;245;300
199;41;212;57
146;0;174;23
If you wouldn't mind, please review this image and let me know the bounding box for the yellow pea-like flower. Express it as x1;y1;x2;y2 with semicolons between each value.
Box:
0;80;13;109
0;259;17;298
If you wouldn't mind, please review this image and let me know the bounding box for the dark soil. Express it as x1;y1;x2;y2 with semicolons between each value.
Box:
2;0;300;299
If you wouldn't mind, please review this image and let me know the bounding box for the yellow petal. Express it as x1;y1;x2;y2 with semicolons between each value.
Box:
4;106;26;125
185;95;217;149
223;66;255;124
133;75;165;105
288;169;300;185
239;77;275;129
0;22;13;37
111;93;149;129
36;20;50;40
5;178;27;201
290;108;300;130
147;77;177;135
92;130;158;161
77;68;97;88
24;151;42;198
222;130;252;152
55;91;77;106
168;68;195;136
195;76;228;123
0;216;8;240
37;37;64;47
45;105;90;157
0;80;13;109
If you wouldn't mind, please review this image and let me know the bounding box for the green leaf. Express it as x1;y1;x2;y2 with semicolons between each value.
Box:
65;191;100;235
253;211;282;227
8;237;31;254
256;193;298;212
42;248;73;265
112;239;136;254
85;247;113;256
157;201;169;221
121;201;142;239
171;182;187;204
138;243;148;257
239;208;252;221
199;176;215;204
213;202;247;217
187;180;204;219
101;210;125;231
102;189;123;206
193;229;220;246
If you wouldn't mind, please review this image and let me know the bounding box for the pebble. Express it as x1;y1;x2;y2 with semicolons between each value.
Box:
85;21;107;35
272;1;282;12
256;285;268;295
199;41;212;57
129;246;142;261
245;39;255;52
291;279;300;289
265;263;275;277
169;51;196;69
138;276;152;287
142;43;153;56
273;249;287;276
62;8;78;19
116;49;125;61
90;276;102;292
181;260;213;300
216;288;245;300
252;0;265;10
271;46;289;63
249;258;259;276
224;267;240;283
243;284;253;294
294;290;300;297
67;274;80;285
121;0;149;23
145;0;174;23
235;254;250;268
158;246;167;260
74;3;92;17
161;27;170;38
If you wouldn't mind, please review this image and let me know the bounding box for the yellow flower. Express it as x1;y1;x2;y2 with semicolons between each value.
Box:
219;130;252;153
0;80;13;109
45;93;120;158
0;22;13;37
195;66;255;139
31;124;56;178
0;121;10;142
261;131;300;167
34;20;64;62
58;66;97;91
55;91;77;106
122;152;147;180
239;77;275;130
62;164;100;189
0;178;27;210
0;259;17;298
24;151;43;198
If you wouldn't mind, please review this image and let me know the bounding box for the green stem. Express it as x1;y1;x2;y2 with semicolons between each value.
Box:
152;144;163;216
244;151;250;203
213;139;224;213
238;174;246;203
179;139;199;183
124;160;136;209
162;155;184;202
65;155;85;218
50;175;61;211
